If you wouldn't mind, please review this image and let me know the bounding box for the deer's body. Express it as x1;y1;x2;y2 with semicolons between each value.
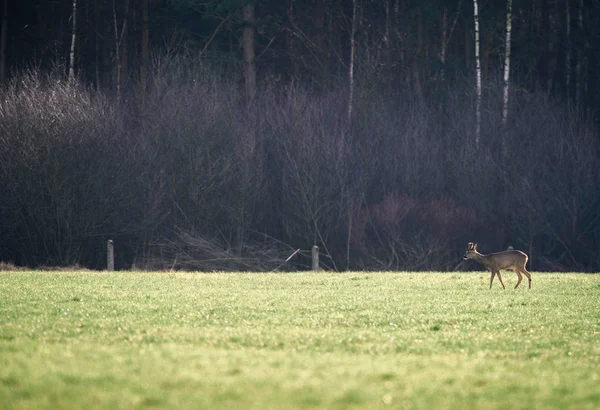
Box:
464;242;532;289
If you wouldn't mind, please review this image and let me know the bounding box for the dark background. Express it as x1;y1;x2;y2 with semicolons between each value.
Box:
0;0;599;271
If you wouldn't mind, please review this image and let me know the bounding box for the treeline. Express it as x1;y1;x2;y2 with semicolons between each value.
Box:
2;1;600;117
1;0;599;271
0;65;598;271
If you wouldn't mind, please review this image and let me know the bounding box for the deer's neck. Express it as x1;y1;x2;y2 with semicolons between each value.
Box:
472;251;492;268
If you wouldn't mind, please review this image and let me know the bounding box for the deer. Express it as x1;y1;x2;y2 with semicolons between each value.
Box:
463;242;532;289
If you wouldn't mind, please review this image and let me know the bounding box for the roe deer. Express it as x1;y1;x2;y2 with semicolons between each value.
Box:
463;242;532;289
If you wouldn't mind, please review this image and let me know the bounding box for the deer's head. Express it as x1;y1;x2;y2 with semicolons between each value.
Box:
463;242;478;260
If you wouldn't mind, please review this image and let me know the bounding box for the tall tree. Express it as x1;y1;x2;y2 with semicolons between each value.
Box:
473;0;482;146
68;0;78;82
502;0;513;130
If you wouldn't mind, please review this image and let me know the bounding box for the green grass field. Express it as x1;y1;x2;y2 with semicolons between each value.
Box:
1;271;599;409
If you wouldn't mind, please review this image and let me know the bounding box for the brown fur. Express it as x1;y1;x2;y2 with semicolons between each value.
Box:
463;242;532;289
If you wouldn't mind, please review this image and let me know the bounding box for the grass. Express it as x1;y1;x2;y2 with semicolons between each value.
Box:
0;270;599;409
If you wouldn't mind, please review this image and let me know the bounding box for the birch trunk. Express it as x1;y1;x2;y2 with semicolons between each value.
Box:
473;0;482;146
68;0;77;82
502;0;513;128
242;4;256;102
501;0;513;159
348;0;357;121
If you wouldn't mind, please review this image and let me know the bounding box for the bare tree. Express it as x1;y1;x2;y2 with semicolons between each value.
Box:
473;0;482;146
68;0;77;82
242;4;256;102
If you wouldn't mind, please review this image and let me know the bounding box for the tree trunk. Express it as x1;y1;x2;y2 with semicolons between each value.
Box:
314;0;326;86
286;0;298;82
384;0;390;52
348;0;357;121
113;0;121;103
564;0;571;105
0;0;7;84
439;1;461;83
575;0;584;106
413;7;423;101
394;0;404;67
121;13;128;91
94;0;100;90
315;0;325;49
464;24;471;69
440;6;448;82
113;0;130;105
537;0;549;91
502;0;513;129
473;0;482;146
502;0;513;159
140;0;149;92
242;4;256;102
68;0;77;82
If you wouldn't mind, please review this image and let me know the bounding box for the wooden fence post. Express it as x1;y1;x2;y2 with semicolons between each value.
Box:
107;240;114;271
312;245;319;271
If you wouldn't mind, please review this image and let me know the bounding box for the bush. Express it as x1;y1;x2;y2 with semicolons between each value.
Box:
0;65;598;271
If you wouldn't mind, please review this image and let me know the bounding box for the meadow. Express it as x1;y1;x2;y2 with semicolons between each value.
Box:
0;270;599;409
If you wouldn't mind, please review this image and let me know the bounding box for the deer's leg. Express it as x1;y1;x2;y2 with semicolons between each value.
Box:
496;270;506;289
520;266;532;289
513;267;523;289
489;270;496;289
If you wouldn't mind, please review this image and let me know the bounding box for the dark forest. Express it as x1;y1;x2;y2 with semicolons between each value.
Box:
0;0;599;271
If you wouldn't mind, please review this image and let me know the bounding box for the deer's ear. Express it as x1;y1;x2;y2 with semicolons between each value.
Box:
467;242;473;250
473;243;478;250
